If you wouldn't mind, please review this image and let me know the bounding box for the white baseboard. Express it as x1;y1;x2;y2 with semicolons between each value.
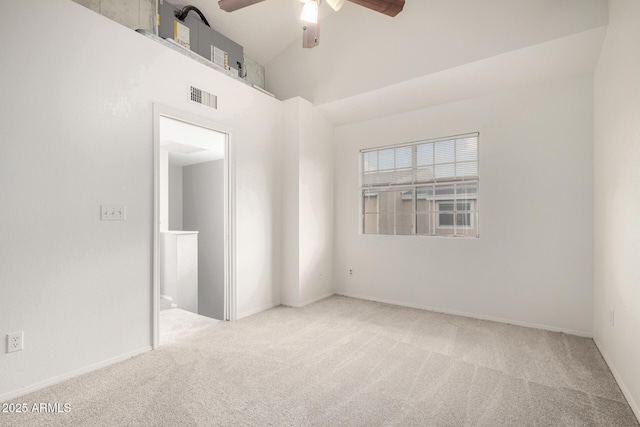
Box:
593;338;640;423
335;291;593;338
0;346;151;403
237;301;280;320
283;292;335;308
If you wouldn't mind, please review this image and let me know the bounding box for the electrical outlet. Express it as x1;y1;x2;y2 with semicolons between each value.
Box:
349;269;353;276
7;331;23;353
101;205;126;221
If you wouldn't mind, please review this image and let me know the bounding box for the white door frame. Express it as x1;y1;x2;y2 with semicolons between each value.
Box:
152;104;236;349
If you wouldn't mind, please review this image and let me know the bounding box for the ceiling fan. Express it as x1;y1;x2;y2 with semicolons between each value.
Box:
217;0;405;48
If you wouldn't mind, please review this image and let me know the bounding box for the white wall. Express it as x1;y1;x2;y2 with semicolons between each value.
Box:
281;97;335;307
183;160;225;320
298;99;335;305
281;100;301;306
333;76;594;335
593;0;640;419
0;0;282;399
168;165;184;231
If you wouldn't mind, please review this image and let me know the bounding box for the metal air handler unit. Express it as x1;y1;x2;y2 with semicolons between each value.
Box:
158;0;245;77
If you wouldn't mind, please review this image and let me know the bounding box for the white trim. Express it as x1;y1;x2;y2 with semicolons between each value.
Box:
152;104;236;349
360;132;479;239
236;302;280;320
152;105;161;349
225;132;237;322
593;338;640;423
0;347;151;402
223;134;229;321
335;292;593;338
283;292;335;308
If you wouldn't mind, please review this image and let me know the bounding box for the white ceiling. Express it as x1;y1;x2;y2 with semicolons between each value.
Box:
265;0;609;104
318;27;607;126
160;116;226;166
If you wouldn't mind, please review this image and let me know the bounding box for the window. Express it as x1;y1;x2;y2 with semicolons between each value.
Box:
361;133;479;237
436;201;474;229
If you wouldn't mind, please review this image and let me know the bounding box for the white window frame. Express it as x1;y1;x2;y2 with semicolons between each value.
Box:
435;200;475;230
360;132;479;238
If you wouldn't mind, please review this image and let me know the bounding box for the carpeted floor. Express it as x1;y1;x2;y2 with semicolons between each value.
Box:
1;295;638;426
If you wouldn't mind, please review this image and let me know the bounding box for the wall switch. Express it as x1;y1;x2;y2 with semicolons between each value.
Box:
101;205;126;221
7;331;23;353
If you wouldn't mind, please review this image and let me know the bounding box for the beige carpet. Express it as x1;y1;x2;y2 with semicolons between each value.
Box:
1;295;638;426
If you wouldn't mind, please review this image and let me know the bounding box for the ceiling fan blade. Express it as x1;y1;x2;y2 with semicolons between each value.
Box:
218;0;266;12
302;13;320;48
347;0;405;17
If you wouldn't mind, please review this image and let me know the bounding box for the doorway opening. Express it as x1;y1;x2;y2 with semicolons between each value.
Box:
153;105;235;349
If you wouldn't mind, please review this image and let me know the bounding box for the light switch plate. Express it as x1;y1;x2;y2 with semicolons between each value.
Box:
101;205;126;221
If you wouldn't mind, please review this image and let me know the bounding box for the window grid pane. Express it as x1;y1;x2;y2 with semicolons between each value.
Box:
361;133;478;238
362;188;415;236
362;134;478;187
411;175;478;236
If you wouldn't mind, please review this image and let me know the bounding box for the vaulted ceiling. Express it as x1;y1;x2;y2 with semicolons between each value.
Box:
166;0;608;115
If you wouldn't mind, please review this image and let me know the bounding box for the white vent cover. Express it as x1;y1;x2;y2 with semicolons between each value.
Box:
189;85;217;109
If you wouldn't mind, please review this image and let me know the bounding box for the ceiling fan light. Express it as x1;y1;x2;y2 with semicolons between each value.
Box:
325;0;344;11
300;1;318;23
